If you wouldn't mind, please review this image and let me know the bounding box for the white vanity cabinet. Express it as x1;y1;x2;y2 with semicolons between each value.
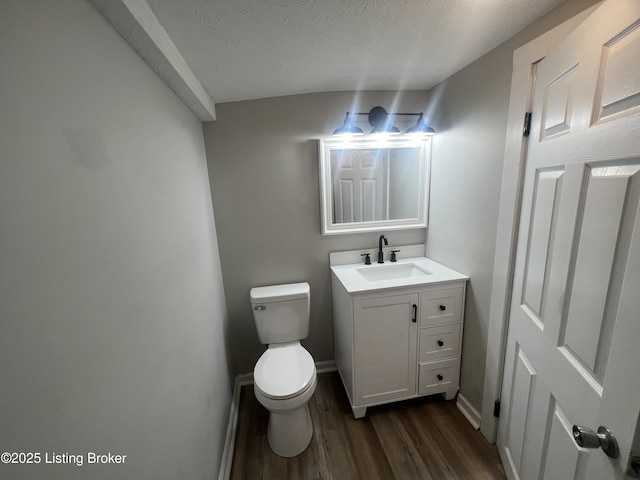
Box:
331;265;467;419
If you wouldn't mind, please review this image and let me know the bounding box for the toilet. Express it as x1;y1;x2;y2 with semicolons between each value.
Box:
250;282;317;457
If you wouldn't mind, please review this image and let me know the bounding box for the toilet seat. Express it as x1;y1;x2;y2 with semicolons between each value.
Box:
254;342;316;400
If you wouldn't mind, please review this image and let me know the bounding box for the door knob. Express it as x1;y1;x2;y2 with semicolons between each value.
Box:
572;425;619;458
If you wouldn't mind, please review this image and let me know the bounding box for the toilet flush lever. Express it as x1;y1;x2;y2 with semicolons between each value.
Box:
254;305;266;311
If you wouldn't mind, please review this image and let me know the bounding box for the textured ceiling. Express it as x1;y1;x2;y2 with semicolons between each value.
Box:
146;0;568;103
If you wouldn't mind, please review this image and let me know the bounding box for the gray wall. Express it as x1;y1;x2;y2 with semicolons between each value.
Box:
203;91;429;374
0;1;231;479
425;0;601;413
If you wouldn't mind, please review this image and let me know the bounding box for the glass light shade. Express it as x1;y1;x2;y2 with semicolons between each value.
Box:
333;114;363;136
406;116;436;135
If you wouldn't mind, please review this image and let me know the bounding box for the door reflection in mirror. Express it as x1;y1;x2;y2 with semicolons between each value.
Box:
319;138;430;235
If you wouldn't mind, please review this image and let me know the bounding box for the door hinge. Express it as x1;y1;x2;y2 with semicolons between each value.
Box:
494;400;501;418
523;112;532;137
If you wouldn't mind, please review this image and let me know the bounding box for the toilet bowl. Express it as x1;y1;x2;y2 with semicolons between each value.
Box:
254;341;317;457
250;282;316;457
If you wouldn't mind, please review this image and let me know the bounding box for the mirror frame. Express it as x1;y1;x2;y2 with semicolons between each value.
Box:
318;136;431;235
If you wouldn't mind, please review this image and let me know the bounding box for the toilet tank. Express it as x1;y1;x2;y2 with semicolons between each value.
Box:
250;282;310;345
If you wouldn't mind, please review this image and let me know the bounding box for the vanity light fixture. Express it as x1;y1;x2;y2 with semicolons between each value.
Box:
332;113;364;135
332;106;436;136
406;114;436;135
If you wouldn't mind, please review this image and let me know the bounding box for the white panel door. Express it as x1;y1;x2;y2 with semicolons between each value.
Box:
331;148;388;223
498;1;640;479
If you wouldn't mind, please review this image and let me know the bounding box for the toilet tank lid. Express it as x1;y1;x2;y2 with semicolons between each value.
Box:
250;282;310;303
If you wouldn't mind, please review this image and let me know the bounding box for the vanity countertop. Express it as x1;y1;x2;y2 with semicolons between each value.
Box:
331;256;469;294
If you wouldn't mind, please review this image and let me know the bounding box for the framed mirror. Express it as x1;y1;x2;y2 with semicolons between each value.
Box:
318;137;431;235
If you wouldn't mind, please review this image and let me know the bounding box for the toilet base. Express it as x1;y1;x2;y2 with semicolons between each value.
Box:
267;404;313;457
254;374;317;458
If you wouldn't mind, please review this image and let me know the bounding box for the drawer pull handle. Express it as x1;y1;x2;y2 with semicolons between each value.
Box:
439;305;446;311
437;374;444;381
412;304;417;323
437;340;444;347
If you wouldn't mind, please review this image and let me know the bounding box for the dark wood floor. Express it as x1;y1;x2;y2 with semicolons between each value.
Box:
230;371;506;480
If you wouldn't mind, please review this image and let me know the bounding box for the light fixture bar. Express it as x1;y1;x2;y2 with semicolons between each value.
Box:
332;106;435;136
351;112;423;117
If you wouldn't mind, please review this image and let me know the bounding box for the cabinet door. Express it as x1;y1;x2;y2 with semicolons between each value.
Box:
354;293;418;405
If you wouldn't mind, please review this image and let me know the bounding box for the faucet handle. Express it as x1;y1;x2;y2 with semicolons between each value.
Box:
390;250;401;262
360;253;371;265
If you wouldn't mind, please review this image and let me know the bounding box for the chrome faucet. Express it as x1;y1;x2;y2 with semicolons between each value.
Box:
378;234;388;263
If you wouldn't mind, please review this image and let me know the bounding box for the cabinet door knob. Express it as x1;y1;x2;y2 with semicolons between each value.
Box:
437;374;443;381
437;340;444;347
439;305;446;311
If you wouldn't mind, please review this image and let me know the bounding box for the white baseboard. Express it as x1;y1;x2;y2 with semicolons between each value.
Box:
216;359;337;480
314;359;337;374
217;376;242;480
235;372;254;387
456;393;481;430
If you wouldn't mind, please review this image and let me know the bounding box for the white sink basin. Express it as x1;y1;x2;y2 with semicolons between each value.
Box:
331;255;469;293
357;263;432;281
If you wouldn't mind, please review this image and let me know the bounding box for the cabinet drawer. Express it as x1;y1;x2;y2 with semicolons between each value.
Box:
420;287;463;327
418;358;460;395
419;324;461;362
